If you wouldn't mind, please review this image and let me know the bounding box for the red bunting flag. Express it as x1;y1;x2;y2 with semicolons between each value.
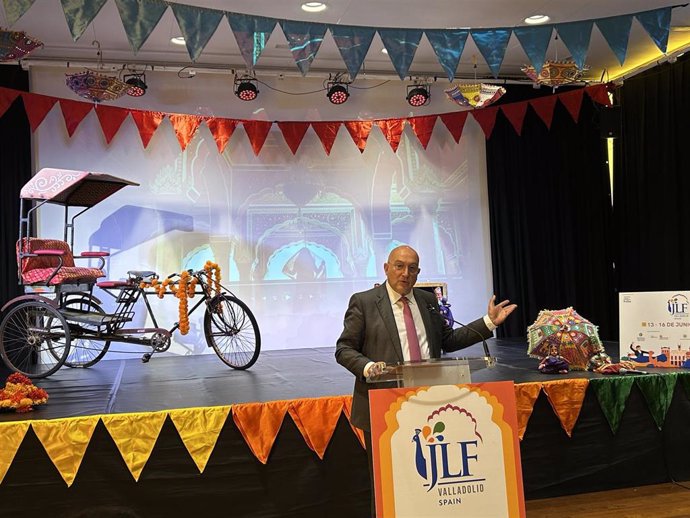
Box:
0;88;19;119
21;92;57;133
407;115;437;149
95;105;130;144
472;106;500;139
439;111;469;143
59;99;94;137
585;84;612;107
344;120;373;153
243;120;273;156
376;119;405;152
501;102;529;136
311;121;341;155
206;118;237;154
278;121;310;155
530;95;559;130
131;110;165;148
169;114;203;151
558;89;585;123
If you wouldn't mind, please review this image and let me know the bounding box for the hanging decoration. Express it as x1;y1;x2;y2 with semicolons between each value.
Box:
0;28;42;61
65;41;129;103
444;83;506;109
522;59;589;87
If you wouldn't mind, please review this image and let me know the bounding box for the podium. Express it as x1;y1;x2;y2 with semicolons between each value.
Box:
366;356;495;387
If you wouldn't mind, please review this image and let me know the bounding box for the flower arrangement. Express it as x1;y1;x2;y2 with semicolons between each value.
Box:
0;373;49;413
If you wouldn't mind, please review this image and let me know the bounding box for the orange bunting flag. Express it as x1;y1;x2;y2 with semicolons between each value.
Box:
311;121;341;155
278;121;311;155
514;382;543;440
344;120;373;153
131;110;165;148
376;118;405;152
542;378;589;437
342;396;366;448
243;120;273;156
206;118;237;154
232;400;290;464
288;397;345;459
169;114;203;151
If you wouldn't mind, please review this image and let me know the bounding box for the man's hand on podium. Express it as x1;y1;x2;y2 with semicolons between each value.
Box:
364;361;387;378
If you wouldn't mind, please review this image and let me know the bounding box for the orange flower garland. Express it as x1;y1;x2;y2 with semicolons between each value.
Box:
0;373;48;413
204;260;222;299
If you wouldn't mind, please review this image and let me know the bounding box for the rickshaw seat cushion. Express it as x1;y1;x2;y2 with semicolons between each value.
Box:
97;280;131;288
81;251;110;257
17;238;105;285
33;249;66;255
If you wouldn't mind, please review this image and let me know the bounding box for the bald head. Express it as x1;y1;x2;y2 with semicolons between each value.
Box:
384;245;420;295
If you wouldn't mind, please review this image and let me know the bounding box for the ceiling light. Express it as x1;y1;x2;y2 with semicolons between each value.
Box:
671;26;690;32
124;73;147;97
381;48;388;54
406;85;430;107
301;2;327;12
171;36;186;46
234;76;259;101
524;15;550;25
326;82;349;104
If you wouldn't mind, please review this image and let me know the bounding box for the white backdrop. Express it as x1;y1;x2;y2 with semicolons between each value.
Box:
30;66;493;354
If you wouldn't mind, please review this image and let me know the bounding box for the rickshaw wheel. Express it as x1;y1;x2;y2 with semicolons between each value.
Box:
204;295;260;370
0;301;70;378
61;297;111;368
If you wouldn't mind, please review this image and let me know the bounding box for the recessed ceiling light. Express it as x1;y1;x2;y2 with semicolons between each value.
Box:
301;2;327;12
381;48;388;54
671;25;690;32
524;15;550;25
171;36;186;45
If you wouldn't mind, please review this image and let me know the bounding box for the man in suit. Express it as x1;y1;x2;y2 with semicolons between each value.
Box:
335;244;516;516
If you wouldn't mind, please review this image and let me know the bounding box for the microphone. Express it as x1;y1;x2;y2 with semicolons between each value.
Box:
426;303;495;365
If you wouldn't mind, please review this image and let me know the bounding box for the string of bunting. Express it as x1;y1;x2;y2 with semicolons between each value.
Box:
0;0;680;79
0;84;612;155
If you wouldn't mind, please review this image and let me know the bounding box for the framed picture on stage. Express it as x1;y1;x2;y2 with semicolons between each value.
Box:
415;282;448;303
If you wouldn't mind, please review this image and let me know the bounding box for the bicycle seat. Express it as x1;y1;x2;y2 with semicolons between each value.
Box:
127;270;157;280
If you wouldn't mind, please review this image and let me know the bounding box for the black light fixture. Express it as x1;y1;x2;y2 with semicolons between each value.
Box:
234;76;259;101
124;73;147;97
406;84;430;107
326;81;349;104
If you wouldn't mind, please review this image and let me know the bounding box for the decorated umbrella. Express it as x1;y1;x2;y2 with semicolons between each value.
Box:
521;60;589;88
527;307;604;370
0;28;43;62
444;83;506;108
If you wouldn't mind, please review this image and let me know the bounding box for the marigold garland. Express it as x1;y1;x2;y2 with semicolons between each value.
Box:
0;373;48;413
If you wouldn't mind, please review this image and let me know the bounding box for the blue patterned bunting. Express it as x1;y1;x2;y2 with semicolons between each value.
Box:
330;25;375;80
115;0;167;54
556;20;594;70
2;0;35;26
228;13;277;70
60;0;108;41
425;29;469;81
471;28;512;78
280;20;327;76
514;25;552;74
378;28;423;80
170;3;223;62
637;7;672;54
596;15;633;66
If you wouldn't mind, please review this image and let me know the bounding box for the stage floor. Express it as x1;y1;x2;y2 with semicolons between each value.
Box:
1;338;676;422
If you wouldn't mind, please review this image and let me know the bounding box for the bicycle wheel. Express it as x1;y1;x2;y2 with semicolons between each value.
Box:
61;297;111;368
0;301;71;378
204;295;260;369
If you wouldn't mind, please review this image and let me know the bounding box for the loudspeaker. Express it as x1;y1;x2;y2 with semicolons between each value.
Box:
600;105;622;139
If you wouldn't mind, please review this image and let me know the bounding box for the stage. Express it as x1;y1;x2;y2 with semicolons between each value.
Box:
1;339;690;517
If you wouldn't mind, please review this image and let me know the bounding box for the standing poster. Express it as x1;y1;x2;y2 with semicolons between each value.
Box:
619;291;690;368
369;381;525;518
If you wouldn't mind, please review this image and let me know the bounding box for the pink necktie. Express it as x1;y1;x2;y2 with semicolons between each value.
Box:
401;296;422;362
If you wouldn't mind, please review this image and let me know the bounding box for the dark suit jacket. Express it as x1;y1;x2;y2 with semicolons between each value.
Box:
334;282;492;431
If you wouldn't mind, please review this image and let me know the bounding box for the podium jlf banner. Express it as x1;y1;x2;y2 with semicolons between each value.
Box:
369;381;525;518
619;291;690;368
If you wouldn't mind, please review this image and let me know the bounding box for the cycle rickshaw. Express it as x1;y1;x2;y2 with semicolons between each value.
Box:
0;168;260;378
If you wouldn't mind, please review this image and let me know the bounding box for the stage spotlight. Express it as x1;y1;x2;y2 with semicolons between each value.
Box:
407;85;430;107
124;73;147;97
234;77;259;101
326;82;349;104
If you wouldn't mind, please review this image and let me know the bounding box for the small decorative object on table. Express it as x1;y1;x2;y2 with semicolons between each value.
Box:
0;373;49;413
537;344;570;374
587;352;646;375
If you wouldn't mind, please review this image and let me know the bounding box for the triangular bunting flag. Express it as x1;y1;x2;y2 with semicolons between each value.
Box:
471;28;512;78
472;106;500;139
2;0;35;26
679;371;690;400
514;25;553;74
556;20;594;70
280;20;327;76
311;121;341;155
585;84;612;106
514;382;542;440
636;7;672;54
425;29;469;81
95;104;130;144
342;396;365;448
59;0;108;41
227;13;277;70
169;406;231;473
558;88;585;123
131;109;165;148
589;377;635;435
378;28;423;80
243;120;273;156
288;397;344;459
115;0;168;54
635;373;677;430
169;2;223;62
407;115;437;149
31;416;99;487
376;118;405;152
330;25;375;80
278;121;310;155
501;102;529;136
440;111;469;143
0;422;29;484
206;118;237;154
232;401;289;464
542;378;589;437
21;92;57;132
102;411;167;481
169;113;203;151
344;120;373;153
59;99;93;137
529;95;559;129
596;15;633;66
0;87;20;119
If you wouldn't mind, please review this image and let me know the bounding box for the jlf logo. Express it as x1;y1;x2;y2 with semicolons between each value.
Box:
668;295;689;316
413;431;480;491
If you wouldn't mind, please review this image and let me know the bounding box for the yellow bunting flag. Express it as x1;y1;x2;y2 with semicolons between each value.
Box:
31;416;99;487
514;382;543;440
542;379;590;437
232;401;289;464
288;397;345;459
169;406;231;473
101;411;167;481
0;421;30;484
342;396;366;448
